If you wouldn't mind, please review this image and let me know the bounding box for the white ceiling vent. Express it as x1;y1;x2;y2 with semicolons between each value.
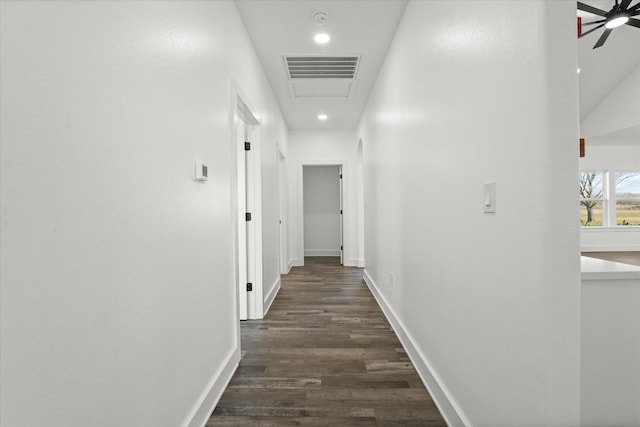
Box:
284;55;360;79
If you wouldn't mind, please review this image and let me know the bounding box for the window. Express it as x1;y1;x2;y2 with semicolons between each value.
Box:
579;171;640;227
615;172;640;226
580;171;605;226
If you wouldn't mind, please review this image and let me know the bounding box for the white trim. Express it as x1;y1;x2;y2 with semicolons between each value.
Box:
304;249;341;257
363;270;470;427
356;139;365;270
291;258;303;267
582;244;640;252
248;124;264;320
263;277;281;316
230;78;264;321
278;150;289;275
581;226;640;232
288;259;295;272
297;160;349;267
182;347;240;427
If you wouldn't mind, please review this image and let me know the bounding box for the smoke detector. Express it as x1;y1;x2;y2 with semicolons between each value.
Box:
312;11;328;24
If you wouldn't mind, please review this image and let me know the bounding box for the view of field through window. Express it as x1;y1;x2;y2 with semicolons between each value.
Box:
616;172;640;226
580;171;640;226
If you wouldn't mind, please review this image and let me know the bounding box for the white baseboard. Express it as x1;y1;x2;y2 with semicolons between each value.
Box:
304;249;341;257
183;347;240;427
291;258;303;267
264;277;281;316
363;270;469;427
287;259;294;273
581;245;640;252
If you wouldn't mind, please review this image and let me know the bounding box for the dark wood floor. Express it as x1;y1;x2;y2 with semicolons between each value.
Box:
582;251;640;267
208;257;447;426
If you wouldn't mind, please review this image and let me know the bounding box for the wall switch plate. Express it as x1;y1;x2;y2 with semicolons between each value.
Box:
195;160;208;182
484;182;496;213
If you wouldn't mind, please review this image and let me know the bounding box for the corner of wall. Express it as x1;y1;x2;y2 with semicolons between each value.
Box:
362;270;469;427
183;347;240;427
263;276;281;316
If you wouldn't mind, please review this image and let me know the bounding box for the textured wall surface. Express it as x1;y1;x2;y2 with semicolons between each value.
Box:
357;1;581;425
0;2;286;426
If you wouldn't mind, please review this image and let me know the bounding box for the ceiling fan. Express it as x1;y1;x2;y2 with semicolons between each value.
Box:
578;0;640;48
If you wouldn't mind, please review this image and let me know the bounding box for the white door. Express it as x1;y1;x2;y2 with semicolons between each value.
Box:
236;123;248;320
339;166;344;265
234;93;262;320
244;126;257;319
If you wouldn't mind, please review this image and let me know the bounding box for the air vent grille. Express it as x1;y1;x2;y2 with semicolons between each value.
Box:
285;55;359;79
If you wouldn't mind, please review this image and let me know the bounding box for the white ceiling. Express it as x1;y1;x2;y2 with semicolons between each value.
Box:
587;125;640;145
235;0;639;131
235;0;408;130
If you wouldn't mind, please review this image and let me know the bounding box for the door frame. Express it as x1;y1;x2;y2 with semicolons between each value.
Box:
230;80;263;322
296;160;347;266
278;149;289;274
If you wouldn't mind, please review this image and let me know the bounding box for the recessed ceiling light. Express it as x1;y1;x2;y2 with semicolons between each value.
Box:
605;15;629;29
314;33;330;44
318;114;328;121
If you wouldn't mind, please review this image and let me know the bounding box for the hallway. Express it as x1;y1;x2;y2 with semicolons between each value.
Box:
1;2;591;425
208;258;446;426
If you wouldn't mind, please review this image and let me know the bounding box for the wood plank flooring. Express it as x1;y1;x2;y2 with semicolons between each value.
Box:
208;257;447;426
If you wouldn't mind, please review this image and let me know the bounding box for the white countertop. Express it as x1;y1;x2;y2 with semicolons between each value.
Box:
581;256;640;281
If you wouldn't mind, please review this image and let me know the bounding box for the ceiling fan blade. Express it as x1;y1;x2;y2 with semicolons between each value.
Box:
579;23;605;37
577;1;608;16
619;0;633;11
630;2;640;10
582;19;607;25
626;17;640;27
593;28;613;48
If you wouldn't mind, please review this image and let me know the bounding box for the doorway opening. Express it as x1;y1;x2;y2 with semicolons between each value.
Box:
302;165;344;265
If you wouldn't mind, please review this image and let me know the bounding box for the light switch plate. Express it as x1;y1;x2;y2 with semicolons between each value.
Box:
484;182;496;213
195;160;208;182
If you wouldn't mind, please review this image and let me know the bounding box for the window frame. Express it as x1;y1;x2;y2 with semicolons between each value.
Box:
579;170;640;228
579;170;607;227
614;171;640;226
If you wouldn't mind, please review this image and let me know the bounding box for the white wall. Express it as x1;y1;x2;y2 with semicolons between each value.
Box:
287;130;362;267
581;259;640;427
303;166;341;256
581;64;640;139
582;278;640;426
580;144;640;251
0;2;286;427
260;113;289;314
357;1;580;426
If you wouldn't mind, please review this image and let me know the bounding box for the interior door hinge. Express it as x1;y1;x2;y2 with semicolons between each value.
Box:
340;209;343;215
244;141;251;151
247;283;253;292
245;212;252;221
341;245;343;250
339;174;342;179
